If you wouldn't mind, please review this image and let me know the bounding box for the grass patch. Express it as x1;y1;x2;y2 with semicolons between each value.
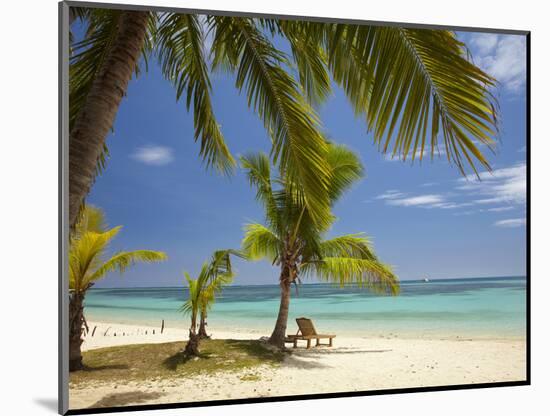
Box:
70;339;285;386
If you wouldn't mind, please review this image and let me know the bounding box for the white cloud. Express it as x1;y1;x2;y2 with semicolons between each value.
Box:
131;145;174;166
453;210;479;216
458;162;526;205
470;34;526;92
494;218;526;228
386;194;445;207
486;206;515;212
470;33;499;54
384;148;446;162
374;190;406;200
375;161;525;218
377;190;474;210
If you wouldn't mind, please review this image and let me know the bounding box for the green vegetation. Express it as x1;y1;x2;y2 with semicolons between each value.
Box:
69;339;284;385
240;144;400;348
69;10;498;230
181;250;239;355
69;206;167;372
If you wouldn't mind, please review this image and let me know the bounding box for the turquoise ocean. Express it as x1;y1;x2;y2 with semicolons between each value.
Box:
85;276;527;339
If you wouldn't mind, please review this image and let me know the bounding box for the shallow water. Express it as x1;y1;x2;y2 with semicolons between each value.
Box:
85;276;527;339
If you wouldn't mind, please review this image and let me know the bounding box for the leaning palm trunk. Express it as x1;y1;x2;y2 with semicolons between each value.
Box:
69;292;86;371
69;11;149;229
184;314;201;356
184;330;201;356
268;271;292;348
198;310;210;339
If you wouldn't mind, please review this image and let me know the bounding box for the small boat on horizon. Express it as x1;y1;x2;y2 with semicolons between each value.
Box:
423;277;430;282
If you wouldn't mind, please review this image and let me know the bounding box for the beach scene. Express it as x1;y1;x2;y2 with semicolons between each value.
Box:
66;5;527;412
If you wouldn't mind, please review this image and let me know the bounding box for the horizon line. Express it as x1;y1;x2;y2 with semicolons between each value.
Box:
92;275;526;290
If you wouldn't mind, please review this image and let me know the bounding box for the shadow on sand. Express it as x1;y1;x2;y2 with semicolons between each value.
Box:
282;347;393;369
295;347;393;356
89;391;165;408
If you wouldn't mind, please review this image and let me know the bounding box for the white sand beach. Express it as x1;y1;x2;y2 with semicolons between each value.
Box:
69;321;527;409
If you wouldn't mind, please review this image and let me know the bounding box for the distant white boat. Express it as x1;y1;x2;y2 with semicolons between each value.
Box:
423;277;430;282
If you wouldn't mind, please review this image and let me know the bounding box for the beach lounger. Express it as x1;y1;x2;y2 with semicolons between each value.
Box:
285;317;336;349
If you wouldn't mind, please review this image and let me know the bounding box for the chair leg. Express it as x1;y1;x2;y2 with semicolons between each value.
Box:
293;339;297;348
306;339;311;349
329;337;333;347
316;338;320;347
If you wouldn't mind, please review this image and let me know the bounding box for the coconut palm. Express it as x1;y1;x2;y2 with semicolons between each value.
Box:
180;250;236;356
69;9;498;230
69;206;167;371
240;144;399;348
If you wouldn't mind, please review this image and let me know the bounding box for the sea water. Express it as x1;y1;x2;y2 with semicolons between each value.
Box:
84;276;526;339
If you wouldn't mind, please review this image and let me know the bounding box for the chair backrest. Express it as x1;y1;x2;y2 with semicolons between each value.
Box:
296;317;317;336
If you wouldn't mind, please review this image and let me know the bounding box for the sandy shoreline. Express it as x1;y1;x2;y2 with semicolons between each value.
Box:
70;321;527;410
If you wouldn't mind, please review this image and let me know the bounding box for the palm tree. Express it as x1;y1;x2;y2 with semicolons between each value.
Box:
180;250;235;356
69;9;498;230
69;206;167;371
240;144;399;348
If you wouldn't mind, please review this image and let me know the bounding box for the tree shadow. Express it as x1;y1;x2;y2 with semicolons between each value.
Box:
162;350;211;371
282;347;393;369
296;348;393;357
88;391;165;408
283;355;332;369
224;339;285;363
80;364;129;372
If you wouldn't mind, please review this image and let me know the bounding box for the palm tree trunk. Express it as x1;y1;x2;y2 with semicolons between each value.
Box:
198;310;210;339
184;330;201;356
184;314;201;356
69;11;149;229
69;292;85;371
269;271;292;348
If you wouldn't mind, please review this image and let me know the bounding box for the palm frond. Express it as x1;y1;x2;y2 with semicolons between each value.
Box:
302;232;399;294
181;249;236;320
70;10;120;132
325;143;364;203
180;272;198;316
70;206;167;292
241;223;281;262
211;16;332;227
87;249;167;285
277;20;332;105
301;257;399;295
69;6;92;47
179;298;194;316
69;226;121;292
316;234;378;260
207;249;234;278
156;13;235;174
326;25;498;174
69;9;122;178
201;271;234;310
70;10;154;180
240;153;281;231
73;205;107;238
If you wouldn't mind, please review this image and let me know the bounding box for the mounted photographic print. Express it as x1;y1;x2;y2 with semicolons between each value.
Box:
59;1;529;414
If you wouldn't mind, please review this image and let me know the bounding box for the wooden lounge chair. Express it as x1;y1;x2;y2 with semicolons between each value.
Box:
285;317;336;349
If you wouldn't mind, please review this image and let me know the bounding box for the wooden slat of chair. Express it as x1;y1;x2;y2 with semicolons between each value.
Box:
294;318;336;348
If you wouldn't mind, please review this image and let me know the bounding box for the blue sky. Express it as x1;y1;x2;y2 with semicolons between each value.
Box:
84;26;527;287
